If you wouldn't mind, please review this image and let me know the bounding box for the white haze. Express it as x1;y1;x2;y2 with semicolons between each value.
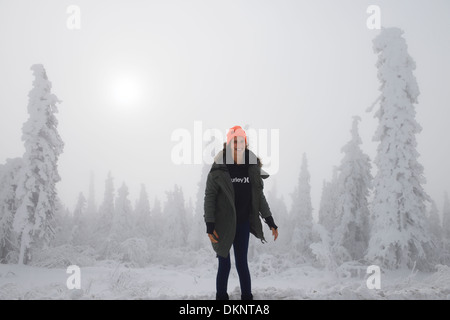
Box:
0;0;449;219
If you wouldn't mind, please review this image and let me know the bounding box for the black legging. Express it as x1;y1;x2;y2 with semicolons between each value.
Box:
216;221;252;300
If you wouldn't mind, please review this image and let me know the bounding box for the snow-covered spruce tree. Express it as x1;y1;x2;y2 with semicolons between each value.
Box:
427;200;444;264
366;28;435;271
111;183;150;266
289;153;314;261
82;172;98;247
135;184;151;238
99;172;115;219
51;200;72;247
13;64;64;265
265;181;289;246
188;163;210;251
96;172;115;238
111;182;133;242
0;158;23;263
162;184;189;248
73;192;86;223
150;195;164;248
427;201;442;243
86;172;97;217
309;223;338;272
333;116;372;262
318;167;339;234
93;172;115;256
71;192;87;246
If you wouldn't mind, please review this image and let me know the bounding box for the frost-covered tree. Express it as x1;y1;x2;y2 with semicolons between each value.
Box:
71;192;87;246
426;200;444;264
366;28;434;270
0;158;23;263
186;198;194;220
86;172;97;216
92;172;115;255
318;168;339;234
135;184;151;238
96;172;115;238
333;116;372;261
150;195;164;247
428;200;442;243
111;182;133;241
162;185;188;248
310;223;337;271
188;163;210;251
289;153;314;260
51;201;72;247
77;173;99;248
291;153;313;226
99;172;115;218
152;196;162;217
13;64;64;265
73;193;86;221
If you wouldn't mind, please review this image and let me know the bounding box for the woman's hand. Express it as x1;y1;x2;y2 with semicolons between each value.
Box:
208;230;219;244
271;227;278;241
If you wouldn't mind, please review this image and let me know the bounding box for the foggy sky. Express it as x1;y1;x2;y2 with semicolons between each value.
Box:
1;0;449;219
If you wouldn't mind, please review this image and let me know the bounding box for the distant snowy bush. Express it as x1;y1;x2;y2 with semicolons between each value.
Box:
309;223;336;271
30;244;96;268
118;238;149;267
97;238;121;261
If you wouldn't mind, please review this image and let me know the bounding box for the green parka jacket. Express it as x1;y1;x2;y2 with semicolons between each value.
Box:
204;149;273;258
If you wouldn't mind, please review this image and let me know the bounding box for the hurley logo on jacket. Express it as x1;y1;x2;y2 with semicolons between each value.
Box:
231;177;250;183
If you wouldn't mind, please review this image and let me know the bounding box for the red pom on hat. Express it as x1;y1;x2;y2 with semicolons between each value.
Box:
226;125;247;145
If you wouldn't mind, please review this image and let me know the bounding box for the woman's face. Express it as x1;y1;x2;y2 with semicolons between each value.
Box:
233;136;246;157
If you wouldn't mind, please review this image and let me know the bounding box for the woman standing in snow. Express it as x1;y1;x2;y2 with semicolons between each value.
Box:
204;125;278;300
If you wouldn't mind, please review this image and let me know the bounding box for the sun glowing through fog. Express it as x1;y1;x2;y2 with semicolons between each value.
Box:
110;76;143;109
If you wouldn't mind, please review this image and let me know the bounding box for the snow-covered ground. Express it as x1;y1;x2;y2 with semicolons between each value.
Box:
1;253;450;300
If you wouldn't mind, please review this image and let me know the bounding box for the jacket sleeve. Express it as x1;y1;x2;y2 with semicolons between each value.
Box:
257;176;272;219
204;172;218;223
